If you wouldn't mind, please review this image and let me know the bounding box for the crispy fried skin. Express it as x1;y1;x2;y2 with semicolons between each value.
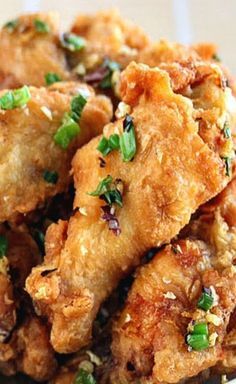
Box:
0;13;70;88
111;240;236;383
0;225;57;381
70;9;150;70
26;62;232;353
0;82;112;222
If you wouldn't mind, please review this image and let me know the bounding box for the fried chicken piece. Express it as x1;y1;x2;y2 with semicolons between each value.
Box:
26;61;233;353
69;9;150;71
0;224;57;381
111;239;236;383
0;81;112;222
0;12;70;88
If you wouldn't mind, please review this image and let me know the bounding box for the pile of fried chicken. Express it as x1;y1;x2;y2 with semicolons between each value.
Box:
0;9;235;384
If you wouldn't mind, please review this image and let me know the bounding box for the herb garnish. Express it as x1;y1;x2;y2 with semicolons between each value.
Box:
3;19;18;32
223;121;231;139
97;115;137;162
34;19;50;33
61;33;86;52
45;73;61;86
54;93;87;149
74;368;96;384
222;156;231;177
197;287;214;311
0;85;31;110
0;235;8;259
88;176;123;235
212;53;221;62
84;58;120;89
120;115;137;162
43;170;58;184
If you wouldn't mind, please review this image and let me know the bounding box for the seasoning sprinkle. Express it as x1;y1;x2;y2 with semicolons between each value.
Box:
34;19;50;33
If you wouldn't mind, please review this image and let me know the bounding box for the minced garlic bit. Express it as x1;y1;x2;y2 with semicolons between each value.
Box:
124;313;132;323
209;285;219;307
162;277;171;284
79;360;94;373
221;374;228;384
115;101;131;119
41;106;52;120
164;291;176;300
0;256;9;275
209;332;218;347
34;286;47;300
74;63;86;76
206;313;222;326
79;207;87;216
81;245;88;256
86;350;102;366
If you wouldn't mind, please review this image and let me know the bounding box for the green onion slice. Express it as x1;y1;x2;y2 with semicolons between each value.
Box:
88;175;113;197
186;334;209;351
120;115;137;162
70;94;87;121
192;322;209;336
197;290;214;311
54;113;80;150
0;85;31;110
97;134;120;156
0;235;8;259
223;121;231;139
3;19;18;32
34;19;50;33
88;176;123;207
45;73;61;86
74;368;96;384
61;33;86;52
43;170;58;184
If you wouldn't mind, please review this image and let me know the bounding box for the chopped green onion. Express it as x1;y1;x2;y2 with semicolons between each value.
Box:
99;59;120;90
222;157;231;177
186;334;209;351
88;175;113;197
192;323;209;336
0;235;8;259
54;93;87;149
109;134;120;150
43;170;58;184
74;368;96;384
34;19;50;33
120;115;137;162
97;134;120;156
102;189;122;207
54;113;80;149
0;85;31;110
70;94;87;121
61;33;86;52
197;290;214;311
212;53;221;62
223;122;231;139
3;19;18;32
45;73;61;86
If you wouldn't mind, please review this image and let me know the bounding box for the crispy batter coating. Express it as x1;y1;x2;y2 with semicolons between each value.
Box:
0;225;57;381
111;240;236;383
0;13;70;88
70;9;150;70
25;61;234;354
0;81;112;222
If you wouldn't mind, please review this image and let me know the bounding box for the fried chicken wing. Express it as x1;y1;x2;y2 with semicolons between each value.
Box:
0;224;57;381
0;82;112;222
69;9;150;71
26;61;233;353
111;239;236;383
0;13;70;88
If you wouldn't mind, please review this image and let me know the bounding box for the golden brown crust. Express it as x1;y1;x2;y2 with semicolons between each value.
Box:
26;61;233;354
0;12;70;88
70;9;150;70
0;82;112;222
111;240;236;383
